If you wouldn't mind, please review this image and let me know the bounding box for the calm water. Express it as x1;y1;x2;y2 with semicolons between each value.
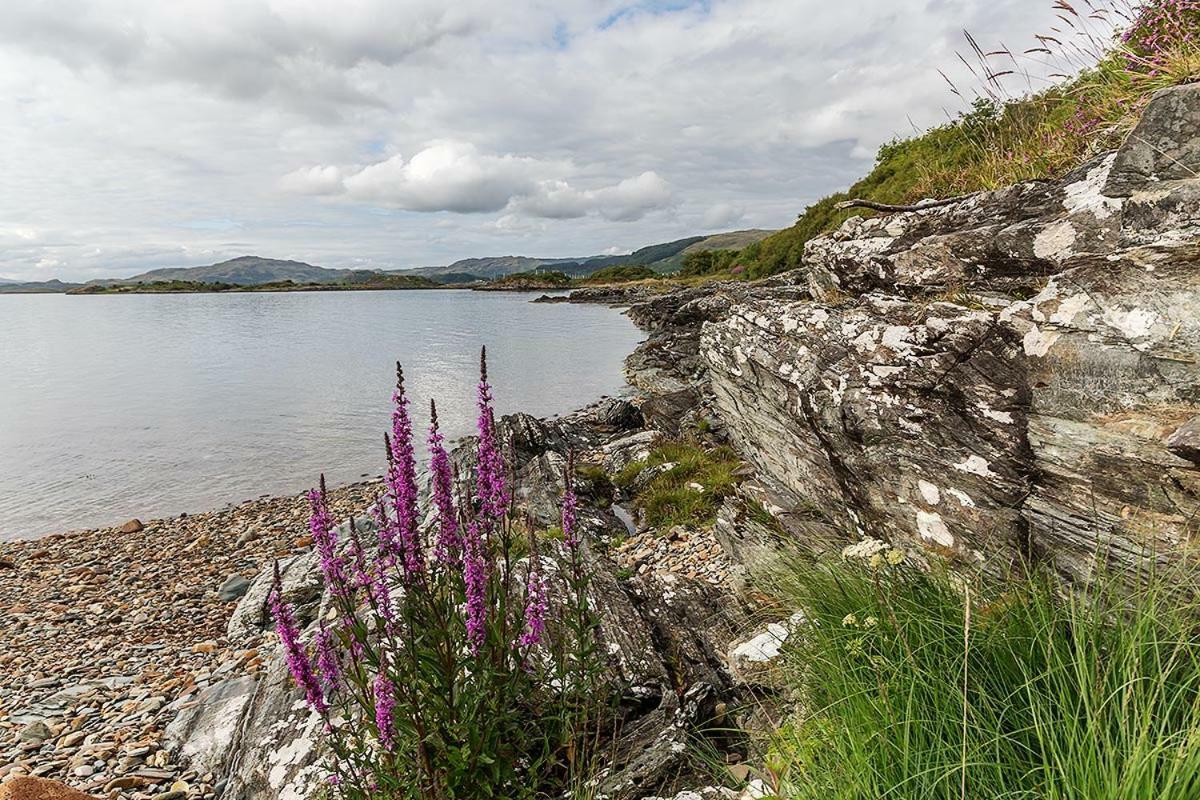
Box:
0;290;642;541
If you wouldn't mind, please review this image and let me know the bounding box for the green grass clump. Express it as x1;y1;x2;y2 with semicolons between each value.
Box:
622;441;742;528
763;554;1200;800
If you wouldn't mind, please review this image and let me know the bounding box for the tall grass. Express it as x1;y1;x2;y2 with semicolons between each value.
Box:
763;552;1200;800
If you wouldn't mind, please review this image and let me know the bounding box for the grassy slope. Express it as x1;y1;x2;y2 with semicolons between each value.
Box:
718;2;1200;280
649;229;776;273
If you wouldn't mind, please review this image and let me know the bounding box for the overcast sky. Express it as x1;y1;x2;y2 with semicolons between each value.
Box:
0;0;1069;282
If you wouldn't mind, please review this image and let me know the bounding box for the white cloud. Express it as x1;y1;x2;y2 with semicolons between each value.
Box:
280;164;345;195
340;141;552;213
702;202;745;229
0;0;1074;281
293;142;674;221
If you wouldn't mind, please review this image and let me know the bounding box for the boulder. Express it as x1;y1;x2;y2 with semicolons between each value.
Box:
118;519;143;534
1167;416;1200;466
1104;84;1200;196
163;677;257;778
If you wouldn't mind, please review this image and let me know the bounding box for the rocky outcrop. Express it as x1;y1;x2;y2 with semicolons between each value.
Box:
703;83;1200;581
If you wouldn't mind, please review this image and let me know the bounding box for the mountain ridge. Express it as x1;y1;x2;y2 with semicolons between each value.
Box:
0;228;777;292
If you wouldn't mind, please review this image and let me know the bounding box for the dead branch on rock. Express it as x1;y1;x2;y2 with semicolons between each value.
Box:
834;195;972;214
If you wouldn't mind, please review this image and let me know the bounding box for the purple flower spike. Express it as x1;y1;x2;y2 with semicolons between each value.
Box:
475;347;509;528
387;363;424;580
309;476;349;598
562;454;579;551
463;521;488;654
373;672;396;751
519;557;548;648
269;561;327;715
315;622;340;700
429;400;461;566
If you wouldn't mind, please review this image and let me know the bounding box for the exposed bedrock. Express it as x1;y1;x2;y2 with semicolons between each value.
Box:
704;83;1200;581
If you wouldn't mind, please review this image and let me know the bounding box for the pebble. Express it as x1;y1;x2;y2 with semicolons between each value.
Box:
0;482;377;798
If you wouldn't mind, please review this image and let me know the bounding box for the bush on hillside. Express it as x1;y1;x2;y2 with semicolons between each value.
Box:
583;264;658;283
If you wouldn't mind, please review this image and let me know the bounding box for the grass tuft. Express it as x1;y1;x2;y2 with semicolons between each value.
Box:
619;441;743;529
761;554;1200;800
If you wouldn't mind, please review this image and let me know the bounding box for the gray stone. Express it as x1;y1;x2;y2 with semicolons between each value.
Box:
1167;416;1200;465
163;677;257;779
216;575;250;603
18;720;52;745
1105;83;1200;196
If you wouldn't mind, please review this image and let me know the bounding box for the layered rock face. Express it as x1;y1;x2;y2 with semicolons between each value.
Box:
704;84;1200;580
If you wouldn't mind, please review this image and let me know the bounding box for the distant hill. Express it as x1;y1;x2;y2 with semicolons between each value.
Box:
391;256;547;282
650;230;775;273
391;229;777;283
0;279;84;294
2;229;780;293
109;255;353;286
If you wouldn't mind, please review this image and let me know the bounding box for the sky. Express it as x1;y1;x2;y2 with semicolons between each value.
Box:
0;0;1069;282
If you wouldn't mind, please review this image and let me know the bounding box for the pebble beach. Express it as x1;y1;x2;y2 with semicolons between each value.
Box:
0;483;380;799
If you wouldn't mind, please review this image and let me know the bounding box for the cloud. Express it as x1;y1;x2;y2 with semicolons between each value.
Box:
340;141;552;213
279;165;345;195
511;171;674;222
702;203;745;229
290;142;674;221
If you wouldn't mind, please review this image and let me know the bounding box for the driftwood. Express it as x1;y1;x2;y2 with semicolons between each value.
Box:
834;194;971;213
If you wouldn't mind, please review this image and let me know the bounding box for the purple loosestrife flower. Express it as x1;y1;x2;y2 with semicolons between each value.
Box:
347;518;370;591
373;673;397;752
562;455;579;551
463;521;488;654
309;476;349;598
315;622;340;700
518;557;548;648
269;561;327;715
475;347;509;527
429;400;461;566
387;363;424;579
